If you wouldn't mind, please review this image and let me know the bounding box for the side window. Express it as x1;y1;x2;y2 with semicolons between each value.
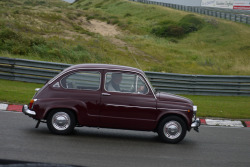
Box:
61;71;100;90
105;72;148;94
137;76;149;94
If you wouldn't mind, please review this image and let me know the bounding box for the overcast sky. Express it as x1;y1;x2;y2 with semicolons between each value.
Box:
62;0;75;3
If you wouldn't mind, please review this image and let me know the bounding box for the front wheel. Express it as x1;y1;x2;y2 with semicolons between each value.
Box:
47;109;76;135
157;116;187;144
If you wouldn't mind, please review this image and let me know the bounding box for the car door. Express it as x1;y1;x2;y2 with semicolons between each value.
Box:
60;70;102;126
99;71;157;131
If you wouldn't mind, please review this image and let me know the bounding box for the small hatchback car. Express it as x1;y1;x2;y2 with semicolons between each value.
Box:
23;64;200;143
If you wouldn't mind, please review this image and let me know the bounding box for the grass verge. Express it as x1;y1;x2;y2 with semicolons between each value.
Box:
0;79;43;104
0;79;249;119
184;95;250;119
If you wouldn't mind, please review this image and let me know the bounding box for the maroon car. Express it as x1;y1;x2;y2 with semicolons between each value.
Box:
23;64;200;143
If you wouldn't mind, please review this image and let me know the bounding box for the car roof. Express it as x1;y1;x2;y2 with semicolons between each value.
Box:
64;64;144;74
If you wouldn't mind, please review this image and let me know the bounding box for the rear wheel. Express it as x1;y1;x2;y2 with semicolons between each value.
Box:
157;116;187;144
47;109;76;135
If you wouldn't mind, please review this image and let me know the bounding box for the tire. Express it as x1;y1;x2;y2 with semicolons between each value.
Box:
157;116;187;144
47;109;76;135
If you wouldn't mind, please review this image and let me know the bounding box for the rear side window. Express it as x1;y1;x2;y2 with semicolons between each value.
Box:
61;71;101;91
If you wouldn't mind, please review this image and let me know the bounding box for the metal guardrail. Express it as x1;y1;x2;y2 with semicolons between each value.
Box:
145;72;250;96
0;57;71;84
0;57;250;96
129;0;250;25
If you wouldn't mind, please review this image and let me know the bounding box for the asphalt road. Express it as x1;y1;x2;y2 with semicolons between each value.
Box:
0;111;250;167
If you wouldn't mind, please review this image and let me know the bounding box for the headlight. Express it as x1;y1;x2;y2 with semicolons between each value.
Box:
192;106;197;122
193;105;197;112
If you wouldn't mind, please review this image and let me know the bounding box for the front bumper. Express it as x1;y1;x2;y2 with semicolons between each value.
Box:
191;118;201;132
22;105;36;116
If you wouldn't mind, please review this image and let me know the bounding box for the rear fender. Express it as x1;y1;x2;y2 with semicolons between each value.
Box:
33;99;87;125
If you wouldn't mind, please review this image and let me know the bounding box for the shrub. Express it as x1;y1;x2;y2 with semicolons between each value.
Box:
12;45;30;55
32;44;50;57
179;14;204;33
124;13;132;17
151;14;204;38
29;37;46;46
84;2;92;6
107;19;120;25
0;28;20;40
151;23;184;38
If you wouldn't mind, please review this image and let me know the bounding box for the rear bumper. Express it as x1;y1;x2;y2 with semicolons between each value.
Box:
191;118;201;132
22;105;36;116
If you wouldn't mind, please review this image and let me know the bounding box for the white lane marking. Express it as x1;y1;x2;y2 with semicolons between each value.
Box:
0;104;8;110
205;119;244;127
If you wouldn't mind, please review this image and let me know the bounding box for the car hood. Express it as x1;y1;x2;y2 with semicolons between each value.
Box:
156;92;193;105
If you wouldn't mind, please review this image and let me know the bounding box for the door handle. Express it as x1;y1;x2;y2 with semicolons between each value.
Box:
102;93;111;96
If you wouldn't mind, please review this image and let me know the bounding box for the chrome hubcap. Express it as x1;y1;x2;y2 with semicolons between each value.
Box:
52;112;70;131
164;121;182;139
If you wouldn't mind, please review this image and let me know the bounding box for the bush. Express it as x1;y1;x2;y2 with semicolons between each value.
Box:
0;28;30;54
124;13;132;17
179;14;204;33
151;14;204;38
0;28;20;40
151;23;184;38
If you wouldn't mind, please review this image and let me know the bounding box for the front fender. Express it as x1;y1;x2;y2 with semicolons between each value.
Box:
156;109;193;130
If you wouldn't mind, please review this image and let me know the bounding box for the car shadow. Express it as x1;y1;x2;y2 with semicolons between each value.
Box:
25;125;197;146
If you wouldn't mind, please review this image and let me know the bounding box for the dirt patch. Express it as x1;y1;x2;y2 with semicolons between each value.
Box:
43;16;159;63
78;17;121;37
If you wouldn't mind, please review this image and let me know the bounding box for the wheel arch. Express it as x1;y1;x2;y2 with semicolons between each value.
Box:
44;108;78;124
154;113;189;132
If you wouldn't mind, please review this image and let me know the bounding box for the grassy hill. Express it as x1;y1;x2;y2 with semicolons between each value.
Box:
0;0;250;75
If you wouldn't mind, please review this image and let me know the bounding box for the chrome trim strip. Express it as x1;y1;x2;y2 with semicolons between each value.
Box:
106;104;156;110
157;108;187;112
102;93;111;96
99;115;156;122
48;68;143;85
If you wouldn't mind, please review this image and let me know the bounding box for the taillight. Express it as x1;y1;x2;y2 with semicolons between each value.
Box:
28;99;37;109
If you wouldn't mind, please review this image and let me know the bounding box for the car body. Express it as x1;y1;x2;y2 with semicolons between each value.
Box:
23;64;200;143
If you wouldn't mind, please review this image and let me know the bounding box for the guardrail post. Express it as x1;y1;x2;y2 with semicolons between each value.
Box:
10;59;16;81
192;75;197;95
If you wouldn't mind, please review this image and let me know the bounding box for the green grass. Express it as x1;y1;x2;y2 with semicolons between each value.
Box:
0;79;249;119
184;95;250;119
0;79;43;104
0;0;249;75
